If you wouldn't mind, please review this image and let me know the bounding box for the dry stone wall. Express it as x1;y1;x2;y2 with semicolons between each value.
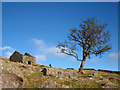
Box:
22;55;36;65
9;51;36;65
98;69;120;75
10;51;23;63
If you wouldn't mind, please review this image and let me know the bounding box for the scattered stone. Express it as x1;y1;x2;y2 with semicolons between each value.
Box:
109;78;114;80
82;75;92;78
47;68;77;79
93;72;98;76
89;78;93;80
0;56;119;88
81;71;84;74
99;76;103;78
105;82;118;88
41;82;56;88
96;81;99;82
81;82;88;84
61;84;69;88
59;78;63;80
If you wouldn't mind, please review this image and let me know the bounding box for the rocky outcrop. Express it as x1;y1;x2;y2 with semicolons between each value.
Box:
41;82;56;88
2;69;23;88
0;56;119;88
46;68;77;79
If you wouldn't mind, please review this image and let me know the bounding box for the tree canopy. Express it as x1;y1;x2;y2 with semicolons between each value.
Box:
57;17;112;73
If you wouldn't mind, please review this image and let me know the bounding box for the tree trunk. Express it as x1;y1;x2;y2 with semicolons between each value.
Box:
78;49;87;73
78;60;85;73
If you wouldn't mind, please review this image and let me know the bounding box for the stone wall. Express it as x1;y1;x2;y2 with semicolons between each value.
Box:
83;68;120;75
84;68;95;70
22;55;36;65
10;51;23;63
9;51;36;65
98;69;120;75
66;68;74;70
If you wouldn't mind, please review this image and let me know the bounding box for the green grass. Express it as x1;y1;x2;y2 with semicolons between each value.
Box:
23;71;43;88
1;57;119;88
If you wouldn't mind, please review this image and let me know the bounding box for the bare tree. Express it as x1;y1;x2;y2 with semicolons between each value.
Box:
57;17;112;73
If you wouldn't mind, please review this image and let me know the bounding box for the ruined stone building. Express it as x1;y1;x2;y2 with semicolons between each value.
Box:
10;51;36;65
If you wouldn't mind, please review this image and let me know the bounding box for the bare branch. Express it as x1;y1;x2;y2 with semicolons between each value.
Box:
57;17;112;67
57;41;82;61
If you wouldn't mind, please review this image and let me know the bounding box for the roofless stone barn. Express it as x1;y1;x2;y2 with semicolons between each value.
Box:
10;51;36;65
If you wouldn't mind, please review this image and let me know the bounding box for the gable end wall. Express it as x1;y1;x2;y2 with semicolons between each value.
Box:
22;56;36;65
10;53;23;63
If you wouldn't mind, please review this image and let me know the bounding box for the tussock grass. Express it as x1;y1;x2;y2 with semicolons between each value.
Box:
0;57;119;88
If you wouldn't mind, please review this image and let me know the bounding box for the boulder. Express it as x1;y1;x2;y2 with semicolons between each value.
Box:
47;68;64;77
2;69;23;88
64;70;77;79
46;68;77;79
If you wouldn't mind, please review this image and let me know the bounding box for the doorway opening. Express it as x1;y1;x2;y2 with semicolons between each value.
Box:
28;61;31;65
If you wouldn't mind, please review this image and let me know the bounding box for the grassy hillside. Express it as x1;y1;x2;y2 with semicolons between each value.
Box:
0;56;119;88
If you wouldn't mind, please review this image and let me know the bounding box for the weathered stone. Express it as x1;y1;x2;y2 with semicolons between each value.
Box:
93;72;98;76
41;82;56;88
82;75;92;78
47;68;64;77
10;51;36;65
61;84;69;88
46;68;77;79
99;76;103;78
96;80;99;82
109;77;114;80
99;78;104;80
89;77;93;80
2;69;23;88
59;78;63;80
